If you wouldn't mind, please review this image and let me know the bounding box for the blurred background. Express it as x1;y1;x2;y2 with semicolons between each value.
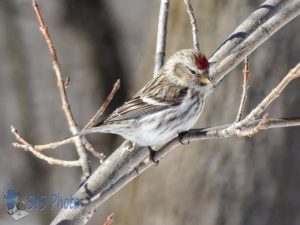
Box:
1;0;300;224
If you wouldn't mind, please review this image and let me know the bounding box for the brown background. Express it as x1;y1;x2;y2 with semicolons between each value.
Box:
1;0;300;224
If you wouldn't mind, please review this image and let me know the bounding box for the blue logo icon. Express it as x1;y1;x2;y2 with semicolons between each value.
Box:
4;188;29;220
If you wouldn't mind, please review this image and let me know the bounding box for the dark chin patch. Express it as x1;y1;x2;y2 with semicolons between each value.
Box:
195;53;209;71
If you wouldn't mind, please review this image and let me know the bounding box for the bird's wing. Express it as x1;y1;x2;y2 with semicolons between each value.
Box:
103;78;188;123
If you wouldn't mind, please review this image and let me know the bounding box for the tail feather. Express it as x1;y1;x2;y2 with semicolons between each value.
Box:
63;124;125;143
73;125;112;138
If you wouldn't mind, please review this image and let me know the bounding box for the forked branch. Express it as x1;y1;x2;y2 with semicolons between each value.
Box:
32;0;90;179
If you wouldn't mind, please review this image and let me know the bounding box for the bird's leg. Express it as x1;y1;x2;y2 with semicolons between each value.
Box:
148;147;159;166
178;131;189;145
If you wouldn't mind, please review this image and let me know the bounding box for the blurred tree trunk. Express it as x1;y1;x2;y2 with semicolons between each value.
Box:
101;1;300;225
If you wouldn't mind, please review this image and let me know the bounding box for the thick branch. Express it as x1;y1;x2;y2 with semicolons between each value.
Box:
210;0;300;84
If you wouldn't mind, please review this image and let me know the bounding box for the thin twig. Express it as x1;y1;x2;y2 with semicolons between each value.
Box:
219;62;300;137
83;79;120;130
184;0;200;50
11;126;81;167
103;213;114;225
236;114;269;136
154;0;170;76
82;139;106;163
64;76;71;88
10;130;105;163
82;79;120;163
32;0;90;178
235;56;249;122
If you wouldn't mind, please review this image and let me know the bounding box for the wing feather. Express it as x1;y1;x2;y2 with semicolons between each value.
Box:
103;76;188;123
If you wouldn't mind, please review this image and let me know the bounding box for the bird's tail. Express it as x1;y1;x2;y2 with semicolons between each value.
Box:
63;125;113;143
73;125;114;137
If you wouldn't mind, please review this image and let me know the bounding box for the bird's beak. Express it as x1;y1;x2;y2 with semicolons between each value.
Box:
199;74;213;86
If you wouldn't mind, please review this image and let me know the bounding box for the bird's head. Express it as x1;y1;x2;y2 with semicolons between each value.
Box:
164;49;214;95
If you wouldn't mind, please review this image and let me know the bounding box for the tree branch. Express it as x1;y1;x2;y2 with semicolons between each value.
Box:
83;79;120;130
11;126;81;167
219;62;300;137
209;0;300;84
11;77;120;164
154;0;170;76
184;0;200;50
32;0;90;178
235;56;249;122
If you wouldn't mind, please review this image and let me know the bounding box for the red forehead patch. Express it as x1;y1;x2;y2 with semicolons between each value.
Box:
195;53;209;70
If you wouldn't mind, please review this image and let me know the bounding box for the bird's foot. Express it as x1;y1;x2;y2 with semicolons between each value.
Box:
178;131;189;145
148;147;159;166
123;140;135;151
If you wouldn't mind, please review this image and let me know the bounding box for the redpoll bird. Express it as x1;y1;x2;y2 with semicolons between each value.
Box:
78;49;214;146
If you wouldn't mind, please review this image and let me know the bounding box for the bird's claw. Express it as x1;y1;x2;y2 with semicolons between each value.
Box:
178;131;189;145
148;147;159;166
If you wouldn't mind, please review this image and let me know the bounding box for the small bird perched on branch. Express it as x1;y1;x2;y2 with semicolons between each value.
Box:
77;49;214;147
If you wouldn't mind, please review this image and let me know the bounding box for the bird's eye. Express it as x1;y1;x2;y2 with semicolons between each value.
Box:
189;69;196;75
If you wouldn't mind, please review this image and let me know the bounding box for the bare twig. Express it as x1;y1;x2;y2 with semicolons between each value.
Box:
84;79;120;130
16;77;119;161
11;125;105;163
11;126;81;167
82;79;120;163
184;0;200;50
236;114;269;136
154;117;300;163
219;62;300;137
82;140;106;163
103;213;114;225
64;76;71;88
235;56;249;122
154;0;170;76
32;0;90;178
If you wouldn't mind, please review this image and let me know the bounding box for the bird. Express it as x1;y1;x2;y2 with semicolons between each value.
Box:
76;49;214;148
